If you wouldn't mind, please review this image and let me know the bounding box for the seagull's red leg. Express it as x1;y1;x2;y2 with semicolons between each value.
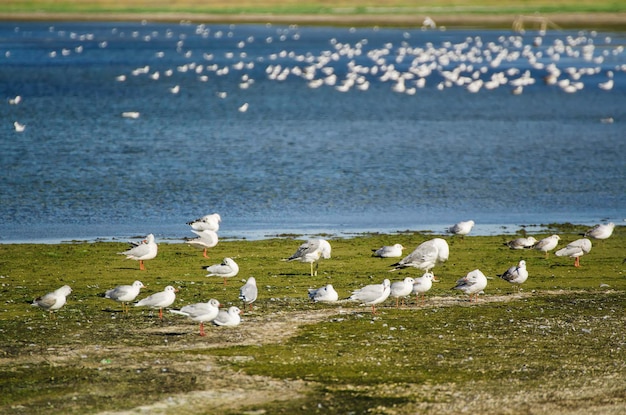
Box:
139;260;145;271
158;308;163;320
203;249;208;258
574;257;580;267
199;322;206;336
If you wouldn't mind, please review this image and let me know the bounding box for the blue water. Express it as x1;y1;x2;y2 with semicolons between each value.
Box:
0;21;624;242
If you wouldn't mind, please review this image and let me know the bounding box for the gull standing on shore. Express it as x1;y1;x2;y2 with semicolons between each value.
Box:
447;220;475;237
213;306;242;326
349;279;391;314
389;277;415;308
170;298;220;336
497;260;528;290
117;234;158;270
187;213;221;232
284;239;331;276
239;277;258;311
452;269;487;302
206;257;239;284
555;238;592;267
532;235;560;258
187;229;219;258
390;238;449;276
583;222;615;240
412;272;436;304
135;285;178;320
105;280;145;312
32;285;72;319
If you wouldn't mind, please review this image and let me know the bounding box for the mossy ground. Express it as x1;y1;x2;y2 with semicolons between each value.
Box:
0;224;625;414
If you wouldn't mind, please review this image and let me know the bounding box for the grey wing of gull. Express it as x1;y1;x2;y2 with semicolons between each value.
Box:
288;240;318;261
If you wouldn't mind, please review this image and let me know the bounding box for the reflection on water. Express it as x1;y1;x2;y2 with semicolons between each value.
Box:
0;22;624;242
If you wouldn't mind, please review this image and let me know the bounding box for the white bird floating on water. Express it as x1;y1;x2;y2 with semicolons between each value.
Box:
390;238;449;276
187;213;221;232
285;239;331;276
121;111;140;119
308;284;339;303
497;260;529;290
389;277;415;308
105;280;145;312
452;269;488;302
239;277;258;311
186;229;218;258
213;306;242;327
412;272;436;304
206;257;239;284
583;222;615;240
447;220;475;237
13;121;25;132
532;234;560;258
170;298;220;336
32;285;72;319
372;243;405;258
117;234;158;270
555;238;592;267
349;279;391;314
135;285;178;320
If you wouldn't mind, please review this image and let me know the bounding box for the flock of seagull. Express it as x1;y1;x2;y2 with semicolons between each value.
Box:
6;20;624;131
31;216;616;334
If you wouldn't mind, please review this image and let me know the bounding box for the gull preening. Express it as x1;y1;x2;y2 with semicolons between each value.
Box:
170;298;220;336
32;285;72;318
206;257;239;284
187;229;219;258
447;220;475;237
497;260;528;290
390;238;449;276
349;279;391;314
555;238;592;267
308;284;339;303
117;233;158;270
135;285;178;320
213;306;242;327
412;272;436;304
187;213;221;232
239;277;258;311
372;243;405;258
104;280;145;312
583;222;615;240
504;236;538;250
285;238;332;276
452;269;488;302
389;277;415;308
532;234;561;258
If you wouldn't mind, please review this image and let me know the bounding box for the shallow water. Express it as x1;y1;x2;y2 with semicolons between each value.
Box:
0;22;624;242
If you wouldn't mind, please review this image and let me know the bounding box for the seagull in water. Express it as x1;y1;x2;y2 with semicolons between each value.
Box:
447;220;475;237
555;238;592;267
372;243;405;258
389;277;415;308
452;269;488;302
532;235;560;258
582;222;615;240
497;260;528;291
239;277;258;311
104;280;145;312
187;213;221;232
135;285;178;320
206;257;239;284
349;279;391;314
213;306;242;327
308;284;339;303
170;298;220;336
186;229;219;258
390;238;449;277
117;234;158;270
32;285;72;319
284;239;331;276
412;272;436;304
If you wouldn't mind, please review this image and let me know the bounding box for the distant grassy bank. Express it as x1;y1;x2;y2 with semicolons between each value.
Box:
2;0;626;29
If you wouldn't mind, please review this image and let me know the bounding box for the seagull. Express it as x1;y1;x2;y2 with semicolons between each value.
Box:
186;229;219;258
170;298;220;336
504;236;537;250
390;238;449;276
583;223;615;240
497;260;528;290
555;238;592;267
372;243;405;258
238;102;249;112
206;257;239;284
13;121;26;132
532;235;560;258
213;306;242;326
135;285;178;320
104;280;145;312
187;213;221;232
239;277;258;311
284;239;331;276
389;277;415;308
8;95;22;105
349;279;391;314
308;284;339;303
117;234;158;270
412;272;436;304
452;269;488;302
447;220;475;237
121;111;140;119
32;285;72;319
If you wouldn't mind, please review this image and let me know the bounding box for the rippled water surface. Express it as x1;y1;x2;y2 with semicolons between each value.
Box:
0;21;624;242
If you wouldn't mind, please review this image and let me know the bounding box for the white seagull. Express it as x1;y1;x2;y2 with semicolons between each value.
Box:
14;121;26;132
452;269;488;302
284;239;331;276
239;277;258;311
390;238;449;275
187;229;219;258
532;234;560;258
412;272;436;304
206;257;239;284
447;220;475;237
117;234;158;270
504;236;537;250
349;279;391;314
135;285;178;320
389;277;415;308
187;213;221;232
213;306;242;326
105;280;145;312
170;298;220;336
308;284;339;303
583;223;615;240
372;243;405;258
555;238;592;267
32;285;72;319
497;260;529;290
